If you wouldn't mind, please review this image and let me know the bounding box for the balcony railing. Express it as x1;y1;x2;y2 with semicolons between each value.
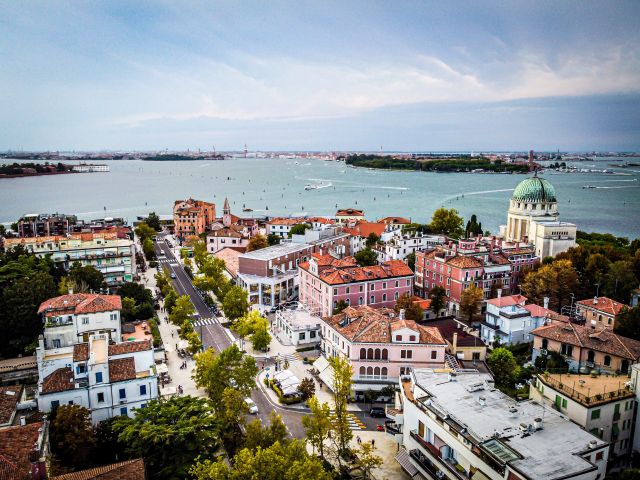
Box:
410;430;470;480
538;374;633;406
44;320;73;328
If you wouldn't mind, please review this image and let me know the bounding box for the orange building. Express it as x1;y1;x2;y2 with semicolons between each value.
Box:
173;198;216;241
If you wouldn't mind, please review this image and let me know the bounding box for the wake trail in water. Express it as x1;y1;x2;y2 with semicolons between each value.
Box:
440;188;514;205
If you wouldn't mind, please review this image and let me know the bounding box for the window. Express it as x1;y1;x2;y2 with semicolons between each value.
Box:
299;332;306;340
119;388;126;399
395;281;399;288
560;344;573;357
409;335;416;341
140;385;147;396
359;366;365;375
360;348;366;359
595;451;604;461
370;295;375;304
394;292;399;300
591;409;601;420
82;316;89;325
346;287;350;294
382;349;388;360
310;331;316;338
359;296;363;305
541;339;548;350
97;392;105;403
333;288;338;295
382;293;387;301
51;400;60;409
396;335;402;342
76;364;86;374
110;313;117;321
401;350;413;359
382;282;387;289
95;372;103;383
431;350;437;360
120;407;128;416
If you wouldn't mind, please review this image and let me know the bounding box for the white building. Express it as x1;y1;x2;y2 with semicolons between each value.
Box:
206;227;249;254
273;303;321;347
499;174;576;258
71;164;110;172
374;231;445;263
36;334;157;424
395;369;609;480
38;293;123;348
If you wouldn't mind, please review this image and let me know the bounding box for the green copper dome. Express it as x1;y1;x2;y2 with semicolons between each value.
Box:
512;176;557;203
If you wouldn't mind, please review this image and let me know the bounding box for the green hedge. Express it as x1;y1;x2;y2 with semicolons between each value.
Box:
295;345;317;352
148;317;162;348
269;380;302;405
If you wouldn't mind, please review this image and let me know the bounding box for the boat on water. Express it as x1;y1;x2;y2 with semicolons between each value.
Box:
304;182;332;190
582;185;597;189
242;207;253;212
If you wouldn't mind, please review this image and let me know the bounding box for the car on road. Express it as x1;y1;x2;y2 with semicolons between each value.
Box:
170;272;177;279
245;398;258;414
369;407;386;418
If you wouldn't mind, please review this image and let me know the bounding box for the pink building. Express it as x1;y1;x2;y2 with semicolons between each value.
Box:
298;253;414;317
318;306;446;396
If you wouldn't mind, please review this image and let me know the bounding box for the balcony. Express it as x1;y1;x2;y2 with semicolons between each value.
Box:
44;319;73;328
409;449;441;478
410;430;470;479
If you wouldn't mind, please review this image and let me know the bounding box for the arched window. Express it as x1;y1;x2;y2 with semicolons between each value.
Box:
374;367;380;376
587;350;595;362
382;349;388;360
604;355;611;366
360;348;366;359
381;367;388;377
367;348;374;359
374;348;381;360
359;366;365;375
409;335;416;342
366;366;373;376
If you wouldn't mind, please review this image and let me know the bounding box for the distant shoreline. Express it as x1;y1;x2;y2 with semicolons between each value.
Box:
0;171;81;179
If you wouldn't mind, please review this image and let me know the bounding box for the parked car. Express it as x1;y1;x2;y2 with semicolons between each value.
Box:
245;397;258;414
369;408;386;418
170;272;177;279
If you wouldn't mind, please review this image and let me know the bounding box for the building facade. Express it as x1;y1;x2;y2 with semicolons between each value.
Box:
299;253;414;317
173;198;216;241
335;208;365;224
206;226;249;254
273;303;321;347
17;213;77;237
576;296;629;330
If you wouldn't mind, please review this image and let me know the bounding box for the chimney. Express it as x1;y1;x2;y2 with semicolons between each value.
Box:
68;287;73;295
399;309;406;320
19;416;26;426
593;296;598;305
453;332;458;351
543;297;549;310
497;289;502;299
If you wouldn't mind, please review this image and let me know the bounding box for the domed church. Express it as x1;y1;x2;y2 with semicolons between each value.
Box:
500;173;576;258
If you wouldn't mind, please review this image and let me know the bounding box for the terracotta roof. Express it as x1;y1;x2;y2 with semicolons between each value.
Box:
41;367;74;394
306;216;335;225
0;422;44;480
214;247;242;278
343;221;386;238
445;256;484;269
73;343;89;362
577;297;629;316
336;208;364;216
524;303;555;318
50;459;146;480
108;340;152;356
267;217;305;226
325;306;446;345
531;323;640;360
302;257;412;285
207;227;245;238
487;294;528;308
108;357;137;383
38;293;122;317
428;319;487;348
412;296;432;310
0;386;22;425
378;216;411;224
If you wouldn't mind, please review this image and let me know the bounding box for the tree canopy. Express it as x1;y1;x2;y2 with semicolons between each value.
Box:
521;259;579;311
354;248;377;267
288;223;311;238
394;293;423;320
429;286;447;316
222;285;249;321
614;307;640;341
460;286;484;322
487;347;520;390
49;405;96;471
247;234;269;252
429;208;464;238
146;212;162;231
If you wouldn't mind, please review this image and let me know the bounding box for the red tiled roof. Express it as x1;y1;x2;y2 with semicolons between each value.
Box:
0;386;22;425
336;208;364;216
428;318;487;348
302;257;412;285
0;422;44;480
325;306;446;345
38;293;122;317
108;340;152;356
108;357;137;383
208;227;245;238
411;296;432;310
343;221;386;238
41;367;74;394
50;459;146;480
524;303;555;318
487;295;528;308
577;297;629;316
531;322;640;360
267;217;306;226
214;247;243;278
377;216;411;224
73;343;89;362
306;216;335;225
445;256;483;269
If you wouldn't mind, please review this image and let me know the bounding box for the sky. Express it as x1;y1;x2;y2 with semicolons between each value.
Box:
1;1;639;152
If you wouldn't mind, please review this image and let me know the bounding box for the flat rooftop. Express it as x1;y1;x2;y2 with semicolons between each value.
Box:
277;305;321;330
539;373;633;405
240;242;311;261
412;369;606;479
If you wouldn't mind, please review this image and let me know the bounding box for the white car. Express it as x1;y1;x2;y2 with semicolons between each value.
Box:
245;397;258;414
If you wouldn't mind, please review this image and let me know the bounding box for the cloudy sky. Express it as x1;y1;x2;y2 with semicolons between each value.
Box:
1;1;639;151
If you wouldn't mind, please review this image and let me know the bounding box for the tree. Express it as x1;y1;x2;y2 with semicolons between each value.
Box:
168;295;195;326
251;320;271;351
190;238;208;269
69;262;104;292
134;222;155;242
354;248;377;267
521;259;579;311
146;212;161;231
615;307;640;341
243;412;288;451
333;299;348;315
142;238;155;261
298;377;316;400
534;350;568;373
191;439;332;480
302;396;332;459
121;297;137;322
222;285;249;321
164;288;178;312
460;286;484;322
288;223;311;238
49;405;96;471
429;208;464;238
465;214;483;238
193;344;258;404
118;281;153;306
394;292;424;320
94;417;129;466
406;251;416;271
353;442;383;480
329;355;353;461
429;286;447;317
267;233;281;246
365;232;380;248
112;396;220;479
185;330;203;355
247;234;269;252
487;347;520;390
603;260;638;303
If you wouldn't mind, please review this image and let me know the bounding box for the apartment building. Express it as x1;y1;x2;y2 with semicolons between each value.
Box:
265;217;308;238
290;226;350;258
5;232;136;287
576;296;629;330
38;292;122;347
206;226;249;254
237;242;314;309
342;221;388;254
531;373;635;458
373;231;445;263
396;369;608;480
299;253;414;317
173;198;216;241
531;322;640;374
317;306;446;396
273;303;322;347
16;213;77;237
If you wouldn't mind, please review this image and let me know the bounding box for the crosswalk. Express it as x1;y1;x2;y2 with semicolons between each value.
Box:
330;410;366;430
193;318;218;327
276;352;303;364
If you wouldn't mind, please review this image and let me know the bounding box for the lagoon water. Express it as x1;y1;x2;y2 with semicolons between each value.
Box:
1;157;639;239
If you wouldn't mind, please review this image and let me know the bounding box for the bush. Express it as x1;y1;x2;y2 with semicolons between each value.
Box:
147;317;162;348
149;261;158;269
184;265;193;279
295;345;317;352
270;380;302;405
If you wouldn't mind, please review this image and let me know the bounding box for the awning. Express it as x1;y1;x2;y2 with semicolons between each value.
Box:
395;449;418;477
177;340;188;350
273;370;295;382
314;356;335;391
156;364;169;374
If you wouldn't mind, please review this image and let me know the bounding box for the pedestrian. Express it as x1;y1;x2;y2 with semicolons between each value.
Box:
371;439;375;448
356;435;361;444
